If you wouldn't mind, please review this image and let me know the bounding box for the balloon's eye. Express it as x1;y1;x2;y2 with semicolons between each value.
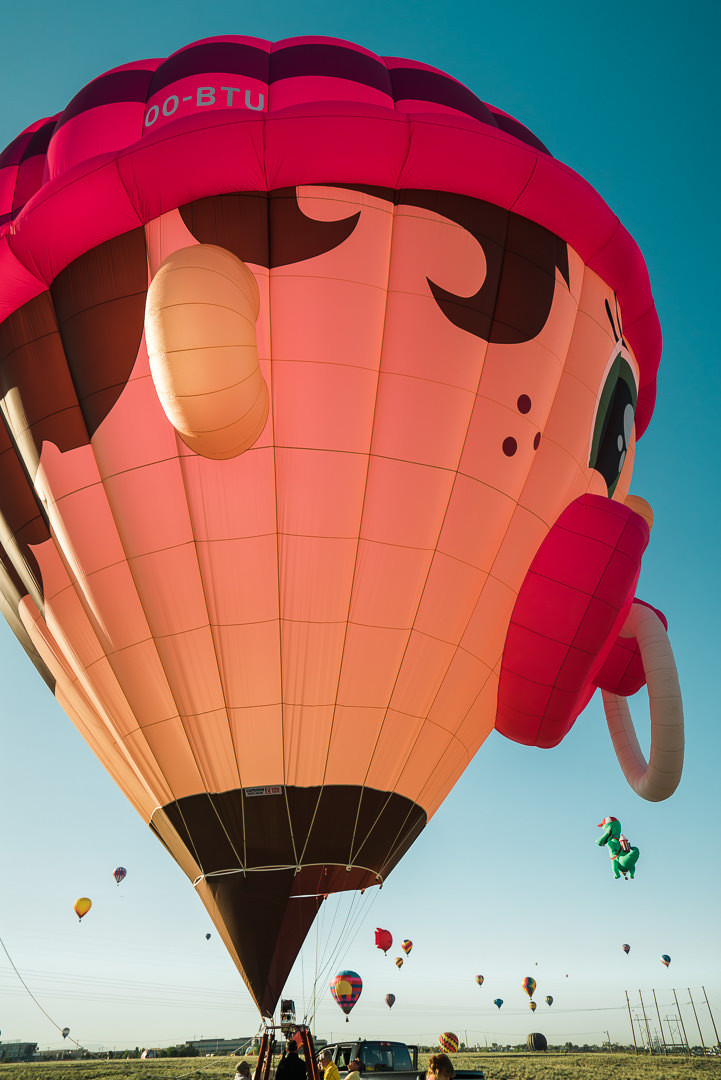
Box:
589;352;637;495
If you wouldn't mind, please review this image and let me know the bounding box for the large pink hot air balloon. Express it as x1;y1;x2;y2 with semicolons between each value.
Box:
0;34;682;1020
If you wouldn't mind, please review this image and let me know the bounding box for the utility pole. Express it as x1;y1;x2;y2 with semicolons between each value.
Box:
673;989;690;1054
639;990;653;1053
626;991;638;1054
702;986;721;1050
652;990;668;1054
689;988;706;1052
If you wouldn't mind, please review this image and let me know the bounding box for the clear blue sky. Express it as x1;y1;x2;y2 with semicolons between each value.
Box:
0;0;719;1055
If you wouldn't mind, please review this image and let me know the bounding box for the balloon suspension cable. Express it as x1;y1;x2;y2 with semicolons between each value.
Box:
0;933;83;1049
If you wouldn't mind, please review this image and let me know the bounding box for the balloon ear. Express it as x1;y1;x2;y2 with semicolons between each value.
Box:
496;494;649;748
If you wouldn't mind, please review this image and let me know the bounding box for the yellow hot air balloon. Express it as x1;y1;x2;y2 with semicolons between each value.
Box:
74;897;92;921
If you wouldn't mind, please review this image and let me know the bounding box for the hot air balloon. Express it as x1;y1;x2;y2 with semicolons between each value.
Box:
527;1033;547;1052
385;993;396;1009
529;1001;537;1012
330;971;362;1021
438;1034;458;1054
493;999;503;1010
475;975;484;986
623;944;631;955
113;866;126;885
61;1028;70;1039
661;954;671;967
375;928;393;955
545;996;553;1006
206;933;212;940
73;898;91;921
395;958;404;969
0;34;683;1020
522;977;536;999
401;940;413;956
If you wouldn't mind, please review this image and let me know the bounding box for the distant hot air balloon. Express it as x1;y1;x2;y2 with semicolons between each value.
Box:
494;999;503;1010
395;958;404;969
401;939;413;955
623;944;631;955
62;1028;70;1039
522;977;536;999
529;1001;537;1012
113;866;126;885
375;928;393;955
438;1033;458;1054
545;996;553;1006
385;993;396;1009
330;970;362;1021
527;1033;547;1052
206;933;211;940
0;33;682;1023
475;975;484;986
74;898;91;921
661;954;671;967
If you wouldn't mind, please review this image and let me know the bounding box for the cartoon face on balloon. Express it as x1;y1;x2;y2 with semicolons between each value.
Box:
0;36;683;1017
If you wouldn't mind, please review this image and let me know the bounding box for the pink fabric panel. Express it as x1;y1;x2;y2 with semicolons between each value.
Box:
413;555;488;642
274;448;368;538
361;456;454;549
198;537;279;625
101;458;194;558
0;235;45;321
119;114;266;223
400;118;536;210
216;625;281;708
278;535;357;623
372;372;475;469
47;103;147;180
8;154;142;285
349;542;434;628
271;360;378;452
143;74;268;136
263;107;409;190
269;75;392;111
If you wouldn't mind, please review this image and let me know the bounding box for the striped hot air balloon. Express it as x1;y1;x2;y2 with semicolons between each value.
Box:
438;1033;458;1054
401;939;413;955
330;970;363;1021
476;975;484;986
395;957;404;969
522;976;536;999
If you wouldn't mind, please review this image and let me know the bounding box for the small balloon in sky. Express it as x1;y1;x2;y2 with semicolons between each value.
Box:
660;954;671;967
113;866;126;885
74;898;91;921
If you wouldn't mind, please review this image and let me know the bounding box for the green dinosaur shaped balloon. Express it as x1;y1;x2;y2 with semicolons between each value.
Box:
597;816;640;879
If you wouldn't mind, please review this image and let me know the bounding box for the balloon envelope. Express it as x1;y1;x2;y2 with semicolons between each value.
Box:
529;1001;537;1012
623;944;631;954
545;996;553;1006
522;977;536;998
661;955;671;967
494;999;503;1009
113;866;126;884
476;975;484;986
62;1028;70;1039
395;958;404;969
375;928;393;954
401;939;413;955
438;1033;458;1054
73;898;91;920
385;993;395;1009
330;970;362;1016
0;33;667;1020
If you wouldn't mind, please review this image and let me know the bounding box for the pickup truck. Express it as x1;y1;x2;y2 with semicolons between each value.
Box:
322;1040;484;1080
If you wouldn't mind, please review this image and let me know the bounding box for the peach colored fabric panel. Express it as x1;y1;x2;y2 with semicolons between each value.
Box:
283;703;335;787
336;624;411;708
77;562;156;654
389;631;455;717
362;710;425;794
271;359;379;453
102;458;195;557
361;457;454;548
228;705;284;785
349;541;434;629
214;623;280;708
181;709;241;793
372;373;476;470
323;705;388;786
278;535;357;623
427;650;495;736
437;474;515;570
152;624;226;715
280;620;346;705
198;537;279;626
102;639;177;729
394;722;458;804
488;506;552;594
179;446;277;541
128;718;201;802
413;555;488;643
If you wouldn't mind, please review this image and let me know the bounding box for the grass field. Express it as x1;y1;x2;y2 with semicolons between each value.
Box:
1;1053;719;1080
